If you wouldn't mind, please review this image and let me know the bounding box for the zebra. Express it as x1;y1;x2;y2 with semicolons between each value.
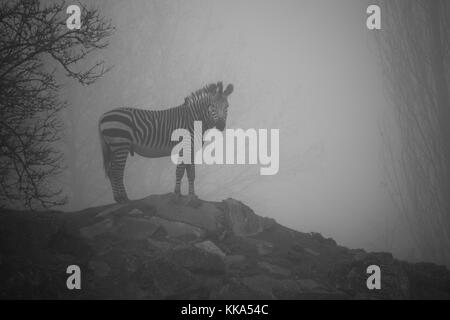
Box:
98;81;234;203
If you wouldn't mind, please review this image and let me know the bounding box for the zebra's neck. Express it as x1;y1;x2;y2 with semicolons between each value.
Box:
183;97;214;132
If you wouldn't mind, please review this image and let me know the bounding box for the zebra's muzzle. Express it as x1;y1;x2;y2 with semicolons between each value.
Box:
216;119;226;131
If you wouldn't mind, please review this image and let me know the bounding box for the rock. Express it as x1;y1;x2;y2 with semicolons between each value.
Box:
272;279;308;299
168;245;226;274
124;254;139;273
241;275;278;299
352;249;368;261
48;225;92;257
297;279;322;291
256;240;274;256
113;217;160;240
310;232;337;246
294;279;348;299
128;208;144;216
210;278;261;300
95;203;128;219
239;237;274;256
90;237;113;255
373;252;394;263
222;199;274;236
403;262;450;299
136;257;198;299
147;239;173;252
236;237;274;256
88;260;110;277
241;275;338;300
331;252;410;299
241;275;309;300
258;262;291;277
80;219;113;239
304;247;320;257
224;255;246;268
195;240;226;257
149;216;204;241
140;194;223;232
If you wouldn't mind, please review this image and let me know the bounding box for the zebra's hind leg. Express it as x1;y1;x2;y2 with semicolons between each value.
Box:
170;163;186;204
109;149;130;203
186;164;201;208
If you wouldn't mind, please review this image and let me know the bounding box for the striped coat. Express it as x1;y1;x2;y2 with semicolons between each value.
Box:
98;82;234;203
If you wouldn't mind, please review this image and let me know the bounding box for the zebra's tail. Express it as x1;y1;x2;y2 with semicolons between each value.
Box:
98;120;111;178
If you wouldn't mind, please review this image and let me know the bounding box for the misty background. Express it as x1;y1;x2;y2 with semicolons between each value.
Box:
55;0;400;260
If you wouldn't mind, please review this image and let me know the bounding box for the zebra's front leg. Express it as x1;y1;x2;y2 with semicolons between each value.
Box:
186;164;201;207
174;163;186;195
170;163;186;204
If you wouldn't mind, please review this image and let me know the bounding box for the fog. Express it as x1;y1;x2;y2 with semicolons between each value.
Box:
59;1;409;259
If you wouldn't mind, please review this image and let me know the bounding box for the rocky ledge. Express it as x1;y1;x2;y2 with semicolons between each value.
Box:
0;194;449;299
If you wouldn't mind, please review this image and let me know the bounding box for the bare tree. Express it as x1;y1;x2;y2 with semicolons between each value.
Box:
0;0;114;209
375;0;450;265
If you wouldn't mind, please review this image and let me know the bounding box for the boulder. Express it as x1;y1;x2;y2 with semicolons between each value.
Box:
168;245;226;274
222;199;275;236
304;247;320;257
95;203;129;219
195;240;226;257
136;257;198;299
258;262;291;277
140;194;223;232
147;239;173;252
88;259;110;277
149;216;204;241
128;208;145;216
330;252;410;299
224;255;247;269
79;219;113;239
210;278;264;300
241;275;310;299
297;279;323;291
112;217;160;240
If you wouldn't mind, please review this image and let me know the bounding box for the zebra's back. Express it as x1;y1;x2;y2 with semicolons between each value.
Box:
99;106;189;157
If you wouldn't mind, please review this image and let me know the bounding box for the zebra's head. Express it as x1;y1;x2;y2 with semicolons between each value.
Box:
208;82;233;131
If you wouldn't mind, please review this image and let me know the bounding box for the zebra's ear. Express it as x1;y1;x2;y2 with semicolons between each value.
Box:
224;84;233;96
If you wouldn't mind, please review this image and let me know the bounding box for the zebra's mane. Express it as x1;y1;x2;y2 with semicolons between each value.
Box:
184;83;219;107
